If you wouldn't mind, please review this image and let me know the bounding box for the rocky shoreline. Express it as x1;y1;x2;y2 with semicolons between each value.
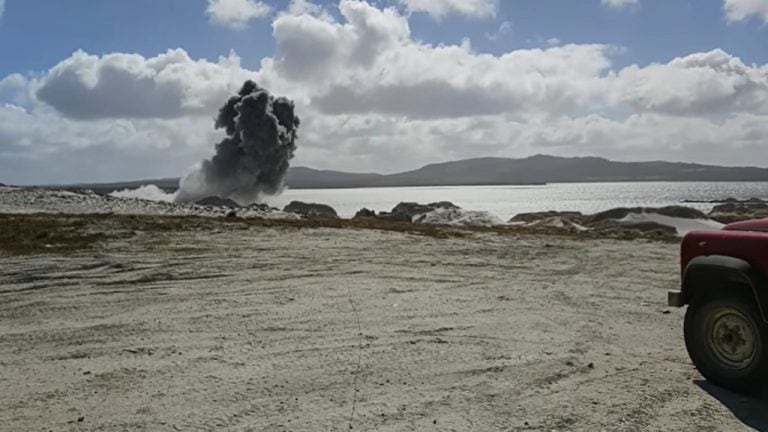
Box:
1;185;765;241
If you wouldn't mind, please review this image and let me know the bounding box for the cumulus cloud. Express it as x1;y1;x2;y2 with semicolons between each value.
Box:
0;102;222;184
0;74;26;89
0;0;5;18
271;0;411;81
601;0;639;9
724;0;768;23
398;0;497;19
35;49;254;119
1;0;768;185
0;73;29;106
615;49;768;116
272;1;612;118
284;0;333;19
206;0;272;29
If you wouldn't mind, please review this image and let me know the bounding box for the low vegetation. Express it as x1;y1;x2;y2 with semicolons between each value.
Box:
0;211;679;256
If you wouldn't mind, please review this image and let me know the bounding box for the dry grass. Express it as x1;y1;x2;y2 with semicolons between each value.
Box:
0;212;677;256
0;214;111;255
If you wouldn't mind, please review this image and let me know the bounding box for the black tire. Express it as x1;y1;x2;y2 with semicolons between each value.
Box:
684;291;768;393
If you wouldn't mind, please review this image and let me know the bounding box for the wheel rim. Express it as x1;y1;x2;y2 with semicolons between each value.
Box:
705;307;758;370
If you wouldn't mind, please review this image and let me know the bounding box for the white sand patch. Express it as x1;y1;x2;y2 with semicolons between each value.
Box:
0;225;760;431
509;216;590;231
619;212;723;236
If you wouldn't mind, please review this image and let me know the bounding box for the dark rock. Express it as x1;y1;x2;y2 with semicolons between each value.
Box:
377;201;462;222
585;207;643;224
710;211;768;224
684;197;767;204
283;201;339;219
195;196;241;208
708;198;768;223
354;208;377;218
654;206;708;219
391;202;439;217
711;201;768;214
247;203;278;212
427;201;461;210
585;206;706;225
375;212;413;222
623;222;677;235
710;203;742;214
510;211;584;224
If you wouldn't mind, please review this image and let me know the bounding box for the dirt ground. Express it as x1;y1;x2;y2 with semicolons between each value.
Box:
1;219;767;431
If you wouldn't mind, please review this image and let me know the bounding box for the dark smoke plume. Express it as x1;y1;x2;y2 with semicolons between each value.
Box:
175;81;299;204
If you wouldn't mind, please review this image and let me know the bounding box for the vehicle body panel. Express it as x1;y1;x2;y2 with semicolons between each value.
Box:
672;221;768;322
723;218;768;233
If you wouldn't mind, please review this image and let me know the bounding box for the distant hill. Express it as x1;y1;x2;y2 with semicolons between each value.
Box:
284;167;384;188
58;155;768;193
384;155;768;185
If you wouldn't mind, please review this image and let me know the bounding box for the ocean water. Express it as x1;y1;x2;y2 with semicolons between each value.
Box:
263;182;768;219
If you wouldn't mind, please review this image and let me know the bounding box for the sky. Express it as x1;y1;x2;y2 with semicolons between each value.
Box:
0;0;767;184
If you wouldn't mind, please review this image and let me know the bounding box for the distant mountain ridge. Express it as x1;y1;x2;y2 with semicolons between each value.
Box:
60;155;768;194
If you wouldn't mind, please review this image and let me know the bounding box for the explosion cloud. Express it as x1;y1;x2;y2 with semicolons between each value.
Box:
175;81;299;204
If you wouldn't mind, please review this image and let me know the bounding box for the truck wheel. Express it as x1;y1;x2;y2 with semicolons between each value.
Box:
684;292;768;392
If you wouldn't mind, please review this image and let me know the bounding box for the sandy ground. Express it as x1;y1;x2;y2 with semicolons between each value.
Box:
1;223;767;431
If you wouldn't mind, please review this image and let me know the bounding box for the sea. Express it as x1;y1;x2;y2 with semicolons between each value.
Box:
261;182;768;219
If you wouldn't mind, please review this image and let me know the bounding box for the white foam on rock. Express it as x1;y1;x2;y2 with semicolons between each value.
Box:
0;186;299;220
618;212;723;236
415;208;504;227
110;185;176;202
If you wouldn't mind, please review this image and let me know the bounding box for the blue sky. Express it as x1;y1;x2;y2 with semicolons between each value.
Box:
0;0;767;184
1;0;766;78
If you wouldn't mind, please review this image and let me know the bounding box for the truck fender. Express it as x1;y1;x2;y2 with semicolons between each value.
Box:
682;255;768;323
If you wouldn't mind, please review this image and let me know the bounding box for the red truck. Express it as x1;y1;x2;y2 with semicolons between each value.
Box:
669;218;768;392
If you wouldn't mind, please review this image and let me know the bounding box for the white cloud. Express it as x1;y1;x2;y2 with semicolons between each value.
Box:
0;73;30;106
309;40;615;119
0;0;5;18
35;49;254;119
0;103;223;184
272;0;411;81
206;0;272;29
284;0;333;19
486;21;512;41
614;49;768;116
398;0;497;19
724;0;768;23
546;38;562;46
601;0;639;9
0;73;25;89
525;36;563;47
1;0;768;184
270;0;612;118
